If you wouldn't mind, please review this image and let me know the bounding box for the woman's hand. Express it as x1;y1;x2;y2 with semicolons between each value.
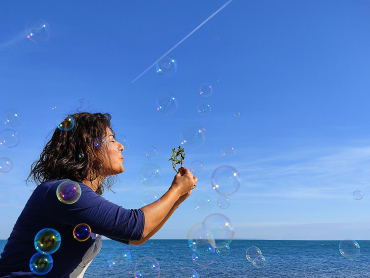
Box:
170;167;198;197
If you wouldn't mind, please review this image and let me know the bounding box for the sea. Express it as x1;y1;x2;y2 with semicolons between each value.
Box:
1;239;370;277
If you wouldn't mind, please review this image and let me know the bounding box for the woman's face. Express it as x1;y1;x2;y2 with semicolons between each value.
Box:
102;127;125;175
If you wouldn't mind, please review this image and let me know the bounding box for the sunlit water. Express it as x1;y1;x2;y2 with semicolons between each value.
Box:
1;240;370;277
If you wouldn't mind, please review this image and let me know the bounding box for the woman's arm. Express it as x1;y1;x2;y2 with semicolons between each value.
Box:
129;191;191;245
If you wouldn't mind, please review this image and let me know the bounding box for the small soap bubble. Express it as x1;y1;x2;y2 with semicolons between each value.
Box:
221;144;235;157
56;180;81;204
108;247;132;273
176;267;199;278
25;18;51;43
140;191;159;206
110;134;129;152
180;124;206;150
156;56;177;77
29;252;53;275
0;129;20;148
192;243;215;267
134;256;160;278
34;228;61;254
190;160;205;176
194;194;212;214
156;92;178;115
57;116;75;131
199;83;212;97
353;190;363;200
145;146;158;159
187;223;215;250
216;242;230;257
94;137;107;148
339;239;360;259
0;157;13;173
253;255;266;268
79;153;84;159
203;213;234;248
211;166;240;196
3;110;21;127
246;246;263;262
73;223;91;242
197;103;211;115
139;164;162;186
234;112;240;117
217;196;230;209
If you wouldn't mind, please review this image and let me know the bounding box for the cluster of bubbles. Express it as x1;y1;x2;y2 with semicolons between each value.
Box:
339;239;360;259
187;213;234;267
246;246;266;268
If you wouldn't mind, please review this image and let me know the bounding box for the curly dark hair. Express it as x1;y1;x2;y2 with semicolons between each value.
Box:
26;112;117;195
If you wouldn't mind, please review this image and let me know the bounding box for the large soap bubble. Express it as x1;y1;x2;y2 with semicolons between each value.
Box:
0;129;20;148
187;222;215;251
202;213;234;248
0;157;13;173
56;180;81;204
156;92;178;115
211;166;240;196
25;18;51;43
194;194;212;214
134;256;160;278
3;110;21;127
180;124;205;150
156;56;177;77
339;239;360;259
139;164;162;186
34;228;61;254
108;247;132;273
29;252;53;275
175;267;199;278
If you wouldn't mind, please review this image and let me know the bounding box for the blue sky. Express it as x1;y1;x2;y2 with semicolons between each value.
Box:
1;0;370;240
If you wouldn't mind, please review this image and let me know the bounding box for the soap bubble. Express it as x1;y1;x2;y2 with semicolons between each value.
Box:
246;246;263;262
57;116;75;131
216;242;230;257
194;194;212;214
156;92;178;115
34;228;61;254
156;56;177;77
25;18;51;43
0;129;20;148
3;110;21;127
190;161;205;176
353;190;363;200
115;134;129;151
73;223;91;242
56;180;81;204
94;137;107;148
221;144;235;157
197;103;211;115
339;239;360;259
187;222;215;250
253;255;266;268
175;267;199;278
140;191;159;206
192;243;215;267
108;247;132;273
29;252;53;275
140;164;162;186
234;112;240;117
199;83;212;97
145;146;158;159
203;213;234;248
0;157;13;173
79;153;84;159
180;124;205;150
134;256;160;278
211;166;240;196
217;196;230;209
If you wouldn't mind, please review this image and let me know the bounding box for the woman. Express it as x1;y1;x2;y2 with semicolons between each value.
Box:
0;112;197;277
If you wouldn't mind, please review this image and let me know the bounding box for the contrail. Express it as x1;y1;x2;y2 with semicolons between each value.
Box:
131;0;233;83
0;32;25;52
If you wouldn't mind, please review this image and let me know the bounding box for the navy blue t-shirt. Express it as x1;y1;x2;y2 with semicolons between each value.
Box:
0;180;145;277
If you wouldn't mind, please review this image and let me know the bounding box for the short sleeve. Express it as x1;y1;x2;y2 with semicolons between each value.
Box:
46;180;145;243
